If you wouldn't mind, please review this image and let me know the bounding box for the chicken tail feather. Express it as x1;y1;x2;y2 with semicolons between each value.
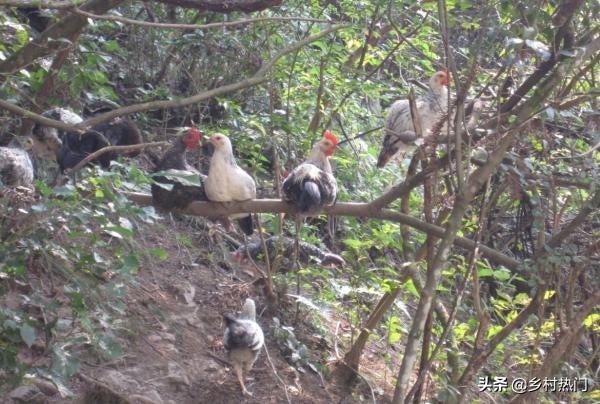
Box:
237;215;254;236
241;298;257;321
299;181;321;213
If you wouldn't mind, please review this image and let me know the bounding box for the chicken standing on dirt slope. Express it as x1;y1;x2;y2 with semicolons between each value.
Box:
205;134;256;235
0;146;34;188
377;70;450;168
151;128;206;210
282;131;338;215
223;298;265;397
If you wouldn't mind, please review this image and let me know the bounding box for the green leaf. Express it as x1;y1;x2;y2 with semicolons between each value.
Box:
20;323;36;348
151;248;169;261
152;169;202;186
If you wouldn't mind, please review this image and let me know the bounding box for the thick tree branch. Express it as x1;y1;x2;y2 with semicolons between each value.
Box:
71;8;332;29
123;193;520;270
0;99;85;133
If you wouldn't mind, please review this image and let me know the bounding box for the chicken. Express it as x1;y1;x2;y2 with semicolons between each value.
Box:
223;298;264;397
282;131;338;215
151;128;206;210
204;134;256;235
377;70;450;168
30;107;142;172
0;147;34;188
232;235;346;268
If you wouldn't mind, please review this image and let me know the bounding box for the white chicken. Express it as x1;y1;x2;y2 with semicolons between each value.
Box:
223;298;264;396
377;70;450;168
204;134;256;235
282;131;338;215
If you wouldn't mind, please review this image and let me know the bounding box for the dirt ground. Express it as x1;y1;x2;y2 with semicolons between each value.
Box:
15;216;387;404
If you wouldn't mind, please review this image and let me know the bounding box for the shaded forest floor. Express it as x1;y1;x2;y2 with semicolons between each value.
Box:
15;215;392;403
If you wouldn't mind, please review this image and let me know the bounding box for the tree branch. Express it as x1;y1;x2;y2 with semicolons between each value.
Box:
66;142;169;174
123;193;520;270
71;8;332;30
0;99;85;133
70;24;348;129
152;0;282;13
0;25;348;133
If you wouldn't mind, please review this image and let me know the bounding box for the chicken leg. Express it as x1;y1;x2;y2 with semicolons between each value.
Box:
234;362;252;396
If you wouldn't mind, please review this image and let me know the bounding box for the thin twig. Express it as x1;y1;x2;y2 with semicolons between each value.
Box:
263;342;292;404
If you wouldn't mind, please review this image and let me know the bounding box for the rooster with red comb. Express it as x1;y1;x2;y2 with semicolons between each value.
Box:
282;130;338;215
151;128;205;210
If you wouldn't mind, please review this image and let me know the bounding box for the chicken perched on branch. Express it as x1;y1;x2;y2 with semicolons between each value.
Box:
282;131;338;215
205;134;256;235
151;128;206;210
223;298;264;397
377;71;450;168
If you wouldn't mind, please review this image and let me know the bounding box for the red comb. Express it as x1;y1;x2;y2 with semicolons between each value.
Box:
189;127;203;139
323;130;339;146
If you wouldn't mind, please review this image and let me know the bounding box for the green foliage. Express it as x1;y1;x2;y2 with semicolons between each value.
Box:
0;165;155;392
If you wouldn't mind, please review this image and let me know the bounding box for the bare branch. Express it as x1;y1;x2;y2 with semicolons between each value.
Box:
123;193;520;270
0;99;84;133
71;8;333;30
0;25;348;133
66;142;170;174
72;24;348;128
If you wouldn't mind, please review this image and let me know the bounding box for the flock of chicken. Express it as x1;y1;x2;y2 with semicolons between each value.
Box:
0;70;450;396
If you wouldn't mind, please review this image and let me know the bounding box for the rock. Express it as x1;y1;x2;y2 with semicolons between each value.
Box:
159;332;176;342
129;389;162;404
100;369;140;391
170;281;196;306
9;385;46;403
166;361;190;386
31;378;59;396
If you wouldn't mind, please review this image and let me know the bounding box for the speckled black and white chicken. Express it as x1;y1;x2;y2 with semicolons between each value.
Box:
377;71;450;168
223;298;264;397
282;131;338;215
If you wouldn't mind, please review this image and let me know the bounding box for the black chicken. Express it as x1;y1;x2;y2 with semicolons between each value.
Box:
30;107;142;172
223;298;264;397
150;128;206;210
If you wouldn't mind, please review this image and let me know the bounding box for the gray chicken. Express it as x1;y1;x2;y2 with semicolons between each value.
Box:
377;71;450;168
223;298;264;396
0;147;34;188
